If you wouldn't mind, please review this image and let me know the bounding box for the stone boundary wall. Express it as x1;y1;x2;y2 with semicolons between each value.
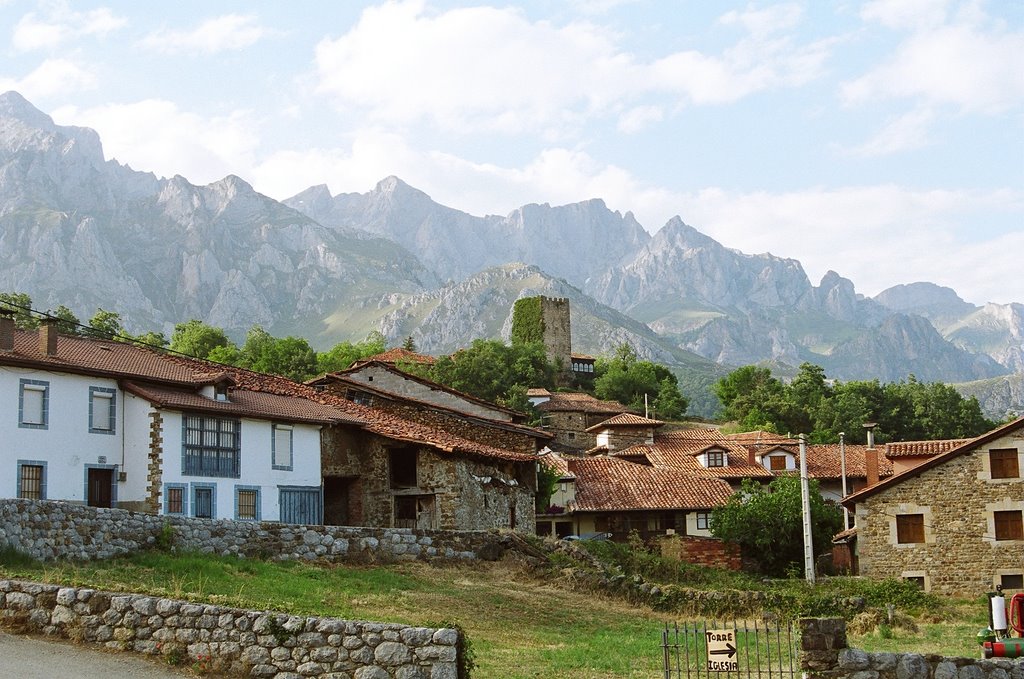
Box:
0;579;461;679
800;618;1024;679
0;498;513;563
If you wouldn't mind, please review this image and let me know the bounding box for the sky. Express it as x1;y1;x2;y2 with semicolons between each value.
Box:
1;0;1022;305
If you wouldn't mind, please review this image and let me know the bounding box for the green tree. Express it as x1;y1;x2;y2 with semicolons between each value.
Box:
317;331;387;374
787;363;831;434
714;365;790;430
402;335;417;352
0;292;39;329
593;343;688;419
86;308;125;339
51;305;81;336
250;336;319;382
428;339;555;405
169;319;234;359
132;331;169;349
711;476;843;576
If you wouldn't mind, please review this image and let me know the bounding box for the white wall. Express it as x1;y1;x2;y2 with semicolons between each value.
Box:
1;367;125;503
158;411;322;522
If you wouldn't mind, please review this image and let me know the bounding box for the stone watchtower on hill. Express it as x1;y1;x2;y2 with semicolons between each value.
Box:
511;295;572;373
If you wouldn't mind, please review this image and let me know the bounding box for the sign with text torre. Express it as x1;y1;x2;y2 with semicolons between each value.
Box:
705;629;738;672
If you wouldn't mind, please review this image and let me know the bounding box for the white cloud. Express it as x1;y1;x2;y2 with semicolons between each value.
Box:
617;105;663;133
719;3;803;38
52;100;260;185
842;106;935;156
859;0;951;30
844;4;1024;113
12;5;126;52
139;14;270;55
313;1;833;134
0;58;96;99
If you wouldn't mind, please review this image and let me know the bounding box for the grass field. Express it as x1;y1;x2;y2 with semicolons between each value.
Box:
0;547;993;677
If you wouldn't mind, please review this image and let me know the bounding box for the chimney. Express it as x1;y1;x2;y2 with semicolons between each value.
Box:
863;422;877;450
0;310;13;351
748;446;757;467
38;318;58;356
865;449;880;487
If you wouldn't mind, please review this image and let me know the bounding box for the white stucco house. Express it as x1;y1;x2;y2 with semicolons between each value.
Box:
0;313;356;523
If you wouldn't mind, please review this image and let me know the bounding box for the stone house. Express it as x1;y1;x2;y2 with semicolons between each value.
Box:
841;416;1024;595
529;389;629;451
306;364;550;530
0;316;341;523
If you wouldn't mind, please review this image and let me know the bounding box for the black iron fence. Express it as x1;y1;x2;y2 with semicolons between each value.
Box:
662;620;799;679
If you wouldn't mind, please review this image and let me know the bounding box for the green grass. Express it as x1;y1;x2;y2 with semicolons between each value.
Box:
0;546;991;676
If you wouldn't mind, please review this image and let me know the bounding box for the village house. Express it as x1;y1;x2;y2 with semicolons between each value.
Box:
535;451;735;545
841;416;1024;595
528;389;629;452
0;315;342;522
306;361;550;530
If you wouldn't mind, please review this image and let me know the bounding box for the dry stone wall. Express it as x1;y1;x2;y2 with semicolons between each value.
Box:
0;579;461;678
0;498;515;563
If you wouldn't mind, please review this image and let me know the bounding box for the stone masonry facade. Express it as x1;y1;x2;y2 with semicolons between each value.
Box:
145;409;163;514
854;429;1024;595
0;579;462;679
0;498;518;563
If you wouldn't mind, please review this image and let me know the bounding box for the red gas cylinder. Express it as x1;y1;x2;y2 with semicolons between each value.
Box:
984;640;1024;659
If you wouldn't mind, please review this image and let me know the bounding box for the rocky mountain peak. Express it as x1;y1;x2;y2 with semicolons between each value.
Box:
0;90;55;130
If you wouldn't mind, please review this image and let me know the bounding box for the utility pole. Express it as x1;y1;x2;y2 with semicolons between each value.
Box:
839;432;850;530
799;434;815;585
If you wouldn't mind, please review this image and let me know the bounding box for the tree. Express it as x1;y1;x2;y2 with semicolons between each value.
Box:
317;331;387;374
169;319;233;359
51;305;81;336
593;343;688;419
132;331;169;349
0;292;38;329
710;476;843;576
250;336;319;382
714;365;789;429
86;308;125;339
428;339;555;405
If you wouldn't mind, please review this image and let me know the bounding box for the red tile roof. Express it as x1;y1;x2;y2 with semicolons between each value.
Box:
568;456;734;512
535;391;629;415
619;428;773;479
801;445;895;480
586;413;665;431
538;452;574;479
726;430;799;446
885;439;973;458
122;382;358;425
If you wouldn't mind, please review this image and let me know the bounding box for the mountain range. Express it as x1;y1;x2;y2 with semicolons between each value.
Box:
1;90;1020;419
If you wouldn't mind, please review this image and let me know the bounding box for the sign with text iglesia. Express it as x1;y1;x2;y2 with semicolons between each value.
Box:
705;629;738;672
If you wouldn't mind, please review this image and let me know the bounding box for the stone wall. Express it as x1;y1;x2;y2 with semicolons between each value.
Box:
539;296;572;374
0;579;462;679
854;429;1024;595
800;618;1024;679
372;400;540;455
0;498;519;563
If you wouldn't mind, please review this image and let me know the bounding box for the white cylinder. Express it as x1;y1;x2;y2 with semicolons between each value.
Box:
993;595;1008;630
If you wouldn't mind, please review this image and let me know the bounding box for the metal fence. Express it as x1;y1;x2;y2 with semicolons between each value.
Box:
662;620;799;679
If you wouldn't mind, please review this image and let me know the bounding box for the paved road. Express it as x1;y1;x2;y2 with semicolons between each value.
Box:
0;632;195;679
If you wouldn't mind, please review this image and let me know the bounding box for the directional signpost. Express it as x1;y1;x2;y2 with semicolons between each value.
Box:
705;629;738;672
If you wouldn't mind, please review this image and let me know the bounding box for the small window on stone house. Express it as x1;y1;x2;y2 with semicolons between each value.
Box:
991;449;1020;479
904;576;925;590
389;447;417;488
994;511;1023;541
1001;574;1024;590
896;513;925;544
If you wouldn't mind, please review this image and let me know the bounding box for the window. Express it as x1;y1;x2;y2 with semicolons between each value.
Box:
695;511;711;530
18;379;48;429
164;484;187;515
769;455;787;471
389;447;417;488
1001;574;1024;590
182;415;240;478
896;513;925;544
991;449;1020;479
272;425;293;470
89;387;116;434
705;450;725;468
235;486;260;521
994;511;1023;541
192;484;216;519
905;576;925;590
17;460;46;500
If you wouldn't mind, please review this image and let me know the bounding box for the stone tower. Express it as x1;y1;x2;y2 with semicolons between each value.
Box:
538;296;572;373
